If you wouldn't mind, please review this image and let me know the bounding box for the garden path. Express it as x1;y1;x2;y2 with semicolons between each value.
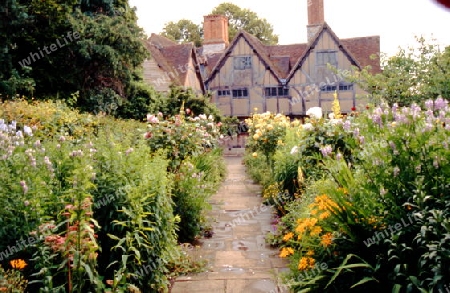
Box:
170;151;289;293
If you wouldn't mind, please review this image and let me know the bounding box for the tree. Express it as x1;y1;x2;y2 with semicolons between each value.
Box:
160;2;278;46
161;19;202;47
0;0;152;120
210;2;278;45
345;37;450;107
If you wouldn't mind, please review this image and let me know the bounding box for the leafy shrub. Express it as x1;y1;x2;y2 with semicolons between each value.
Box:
252;98;450;292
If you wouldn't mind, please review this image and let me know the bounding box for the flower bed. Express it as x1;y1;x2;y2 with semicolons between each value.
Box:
0;100;226;292
245;98;450;292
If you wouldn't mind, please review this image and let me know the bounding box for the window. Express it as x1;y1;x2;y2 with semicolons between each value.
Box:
232;88;249;98
320;83;353;92
217;89;231;96
339;84;353;91
234;56;252;70
316;51;337;66
265;86;289;97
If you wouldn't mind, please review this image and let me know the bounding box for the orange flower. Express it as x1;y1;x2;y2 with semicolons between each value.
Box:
321;233;333;247
279;247;295;258
310;226;322;236
298;257;315;270
319;211;330;220
283;232;294;242
306;249;315;256
10;259;27;270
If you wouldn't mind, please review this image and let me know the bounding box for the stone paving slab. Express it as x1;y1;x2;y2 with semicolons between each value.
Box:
170;155;289;293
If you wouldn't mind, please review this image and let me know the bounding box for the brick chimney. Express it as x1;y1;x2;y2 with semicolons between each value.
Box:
307;0;325;43
203;15;229;55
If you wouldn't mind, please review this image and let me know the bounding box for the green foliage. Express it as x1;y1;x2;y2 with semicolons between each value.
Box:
247;98;450;292
0;264;28;292
211;2;279;45
161;19;203;47
155;86;223;121
0;0;150;119
349;38;450;107
161;2;279;46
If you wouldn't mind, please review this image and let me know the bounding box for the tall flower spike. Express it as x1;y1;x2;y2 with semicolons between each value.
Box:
179;100;185;122
332;91;343;119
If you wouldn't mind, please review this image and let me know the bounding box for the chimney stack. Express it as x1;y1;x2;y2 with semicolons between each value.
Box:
307;0;325;43
203;15;229;55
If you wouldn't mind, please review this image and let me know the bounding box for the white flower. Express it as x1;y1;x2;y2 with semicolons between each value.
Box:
306;107;322;120
199;114;207;120
329;119;342;126
208;114;214;120
328;113;335;119
290;146;299;155
23;125;33;136
302;123;313;131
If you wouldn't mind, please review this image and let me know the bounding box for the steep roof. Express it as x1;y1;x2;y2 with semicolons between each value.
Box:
205;30;287;84
286;22;365;82
265;44;308;76
148;23;380;87
341;36;381;73
148;33;178;48
146;34;206;92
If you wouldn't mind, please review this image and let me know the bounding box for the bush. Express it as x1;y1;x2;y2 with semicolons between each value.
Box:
250;99;450;292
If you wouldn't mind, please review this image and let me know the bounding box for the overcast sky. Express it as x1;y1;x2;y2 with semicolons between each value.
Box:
128;0;450;57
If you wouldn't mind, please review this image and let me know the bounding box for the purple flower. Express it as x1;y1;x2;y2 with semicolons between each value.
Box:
393;166;400;177
423;123;433;132
20;180;28;194
410;103;422;119
392;103;398;113
425;99;434;110
336;152;343;160
320;145;332;157
343;120;351;131
23;126;33;136
353;127;360;137
358;136;365;144
371;114;382;126
389;141;396;151
434;97;448;110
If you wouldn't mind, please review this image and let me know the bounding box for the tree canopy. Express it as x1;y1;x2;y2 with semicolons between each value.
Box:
160;2;278;47
0;0;149;117
211;3;278;45
344;37;450;107
161;19;203;47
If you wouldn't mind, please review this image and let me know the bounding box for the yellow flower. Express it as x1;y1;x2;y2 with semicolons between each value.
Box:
252;152;258;158
277;139;283;145
298;257;309;270
319;211;330;220
298;257;315;271
266;124;274;130
306;249;315;256
253;133;260;140
279;247;295;258
310;226;322;236
10;259;27;270
283;232;294;242
321;233;333;247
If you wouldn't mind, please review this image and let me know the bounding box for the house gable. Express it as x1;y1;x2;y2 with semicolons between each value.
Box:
286;23;369;115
